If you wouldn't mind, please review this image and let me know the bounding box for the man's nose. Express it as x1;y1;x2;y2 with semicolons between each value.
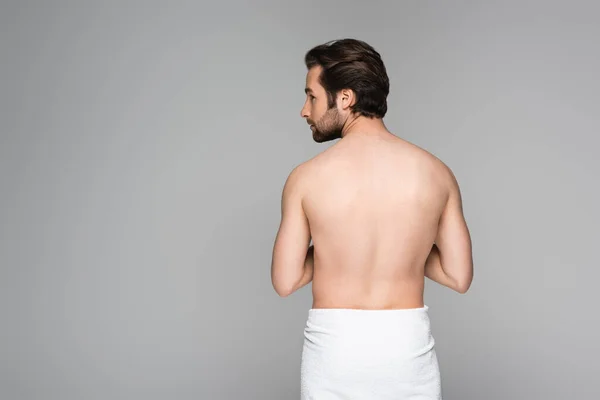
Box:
300;104;309;118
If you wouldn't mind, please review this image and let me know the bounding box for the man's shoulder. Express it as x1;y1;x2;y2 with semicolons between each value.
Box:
396;140;459;197
283;151;330;204
283;158;315;194
418;150;460;196
288;146;332;178
395;139;452;175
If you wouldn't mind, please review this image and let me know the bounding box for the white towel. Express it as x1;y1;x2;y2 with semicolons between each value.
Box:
300;306;442;399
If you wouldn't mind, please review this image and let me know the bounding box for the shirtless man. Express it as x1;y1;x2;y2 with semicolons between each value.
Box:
270;39;473;399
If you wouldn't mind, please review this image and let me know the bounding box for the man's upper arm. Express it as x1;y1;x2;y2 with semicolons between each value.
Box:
435;168;473;293
270;166;312;297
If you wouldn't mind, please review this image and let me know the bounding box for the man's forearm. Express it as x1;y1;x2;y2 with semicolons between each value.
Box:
424;244;461;292
292;245;314;292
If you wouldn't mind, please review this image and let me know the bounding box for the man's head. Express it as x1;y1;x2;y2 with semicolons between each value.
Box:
300;38;390;143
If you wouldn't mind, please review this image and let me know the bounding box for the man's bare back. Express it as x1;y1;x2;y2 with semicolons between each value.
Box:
299;132;466;309
271;130;473;308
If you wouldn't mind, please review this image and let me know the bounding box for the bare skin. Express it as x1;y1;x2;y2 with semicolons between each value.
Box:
270;66;473;309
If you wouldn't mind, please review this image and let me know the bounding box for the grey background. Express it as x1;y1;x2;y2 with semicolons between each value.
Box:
1;1;598;399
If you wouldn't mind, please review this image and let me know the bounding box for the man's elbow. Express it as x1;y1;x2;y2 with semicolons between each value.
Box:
271;277;296;298
455;272;473;294
455;281;471;294
274;284;294;297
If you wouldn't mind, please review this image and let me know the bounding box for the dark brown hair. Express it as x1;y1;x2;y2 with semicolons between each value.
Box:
304;38;390;119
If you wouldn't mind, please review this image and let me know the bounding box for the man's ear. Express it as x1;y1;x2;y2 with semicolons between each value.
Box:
339;88;356;110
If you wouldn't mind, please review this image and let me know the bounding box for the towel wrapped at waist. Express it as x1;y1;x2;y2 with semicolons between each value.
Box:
300;305;442;399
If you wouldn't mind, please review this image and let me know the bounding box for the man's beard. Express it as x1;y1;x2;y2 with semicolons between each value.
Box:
310;107;344;143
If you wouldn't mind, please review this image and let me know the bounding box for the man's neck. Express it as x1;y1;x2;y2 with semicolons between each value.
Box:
340;114;389;138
